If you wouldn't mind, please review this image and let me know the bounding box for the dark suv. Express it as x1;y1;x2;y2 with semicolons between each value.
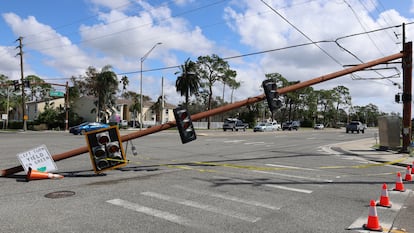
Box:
282;121;300;131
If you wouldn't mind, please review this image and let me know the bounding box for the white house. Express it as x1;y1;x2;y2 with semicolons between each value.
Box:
73;96;176;126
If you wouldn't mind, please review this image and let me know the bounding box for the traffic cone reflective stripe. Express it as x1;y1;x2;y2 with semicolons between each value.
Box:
404;165;412;181
26;167;64;181
393;172;405;192
363;200;382;231
377;183;392;208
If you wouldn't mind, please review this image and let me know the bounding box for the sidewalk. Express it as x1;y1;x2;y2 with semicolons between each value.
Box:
337;138;414;233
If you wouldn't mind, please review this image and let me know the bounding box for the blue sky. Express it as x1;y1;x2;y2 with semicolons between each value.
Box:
1;0;414;116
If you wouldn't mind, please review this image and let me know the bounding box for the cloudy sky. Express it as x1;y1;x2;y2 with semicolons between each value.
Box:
0;0;413;116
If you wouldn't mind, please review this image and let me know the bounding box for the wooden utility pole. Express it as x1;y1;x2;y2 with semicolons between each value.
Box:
16;36;27;131
401;40;412;152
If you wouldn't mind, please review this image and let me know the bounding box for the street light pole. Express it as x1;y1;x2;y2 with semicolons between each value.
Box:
139;42;162;130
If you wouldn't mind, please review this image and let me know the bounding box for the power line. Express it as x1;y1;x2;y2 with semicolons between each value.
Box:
343;0;385;56
260;0;343;66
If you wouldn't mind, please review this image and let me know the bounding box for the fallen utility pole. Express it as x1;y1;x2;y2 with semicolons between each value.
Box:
0;51;405;177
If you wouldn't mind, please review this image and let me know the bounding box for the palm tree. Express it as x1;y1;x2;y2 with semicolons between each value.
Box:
150;95;165;124
175;58;200;109
89;65;119;122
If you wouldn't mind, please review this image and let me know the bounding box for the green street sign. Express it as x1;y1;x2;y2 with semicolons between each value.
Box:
50;91;64;97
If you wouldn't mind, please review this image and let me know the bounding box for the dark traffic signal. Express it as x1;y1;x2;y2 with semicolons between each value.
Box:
262;79;282;112
173;107;196;144
85;126;127;173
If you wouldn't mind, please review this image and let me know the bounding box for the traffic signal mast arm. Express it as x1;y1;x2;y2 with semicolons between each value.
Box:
0;51;405;177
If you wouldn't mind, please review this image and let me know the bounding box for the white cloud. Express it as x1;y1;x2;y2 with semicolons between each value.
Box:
223;0;410;114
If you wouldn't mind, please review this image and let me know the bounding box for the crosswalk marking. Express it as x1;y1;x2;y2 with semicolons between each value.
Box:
106;199;193;226
141;191;261;223
173;185;280;210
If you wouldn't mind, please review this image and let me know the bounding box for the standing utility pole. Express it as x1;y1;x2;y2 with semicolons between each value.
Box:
401;23;412;152
139;42;162;130
16;36;26;131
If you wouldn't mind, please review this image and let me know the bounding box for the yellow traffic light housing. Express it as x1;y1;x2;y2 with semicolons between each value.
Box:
85;126;127;173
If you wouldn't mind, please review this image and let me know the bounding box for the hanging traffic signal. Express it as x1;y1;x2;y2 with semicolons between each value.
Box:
262;79;282;112
12;80;20;91
173;107;196;144
24;80;30;88
85;126;127;173
395;94;400;103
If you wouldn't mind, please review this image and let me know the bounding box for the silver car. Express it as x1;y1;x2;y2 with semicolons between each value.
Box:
253;123;274;132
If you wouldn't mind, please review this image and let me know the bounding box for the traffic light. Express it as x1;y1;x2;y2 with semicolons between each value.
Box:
395;94;401;103
12;80;19;91
24;80;30;88
85;126;127;173
173;107;196;144
262;79;282;112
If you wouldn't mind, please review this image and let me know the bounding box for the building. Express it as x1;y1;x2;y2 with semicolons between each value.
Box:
26;97;66;121
73;96;176;126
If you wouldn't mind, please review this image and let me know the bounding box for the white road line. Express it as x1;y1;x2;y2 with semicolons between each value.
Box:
244;141;265;145
252;170;333;183
173;185;280;210
264;184;313;194
223;140;246;143
106;199;193;226
265;163;319;171
141;191;261;223
211;175;313;194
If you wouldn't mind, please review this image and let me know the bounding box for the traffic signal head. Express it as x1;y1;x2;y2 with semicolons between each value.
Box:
262;79;282;112
12;80;20;91
395;94;401;103
173;107;196;144
85;126;127;173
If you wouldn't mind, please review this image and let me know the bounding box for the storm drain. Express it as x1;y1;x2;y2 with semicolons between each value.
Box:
44;191;76;199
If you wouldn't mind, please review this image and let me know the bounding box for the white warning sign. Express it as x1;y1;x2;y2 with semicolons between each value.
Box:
16;145;58;174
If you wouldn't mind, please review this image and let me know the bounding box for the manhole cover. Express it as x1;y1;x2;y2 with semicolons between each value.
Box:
44;191;76;199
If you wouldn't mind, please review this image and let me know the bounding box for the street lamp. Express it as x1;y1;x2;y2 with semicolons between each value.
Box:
140;42;162;130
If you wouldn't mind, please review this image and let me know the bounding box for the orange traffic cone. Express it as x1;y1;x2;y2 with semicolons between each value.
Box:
411;161;414;174
377;183;392;208
363;200;382;231
26;167;64;181
393;172;405;192
404;165;412;181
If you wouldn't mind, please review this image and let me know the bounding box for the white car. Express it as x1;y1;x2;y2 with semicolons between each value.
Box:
270;121;281;131
314;124;324;130
254;123;274;132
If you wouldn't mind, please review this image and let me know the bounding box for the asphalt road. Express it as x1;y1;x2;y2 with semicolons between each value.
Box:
0;128;412;233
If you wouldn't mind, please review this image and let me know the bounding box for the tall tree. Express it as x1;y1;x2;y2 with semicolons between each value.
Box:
73;65;119;122
332;85;351;127
175;58;200;108
197;54;236;129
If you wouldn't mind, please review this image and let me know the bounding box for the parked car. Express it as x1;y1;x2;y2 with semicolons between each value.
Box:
222;118;249;131
119;120;128;129
346;121;365;134
71;122;110;135
282;121;300;131
314;123;324;130
253;122;274;132
270;121;281;131
69;122;89;134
